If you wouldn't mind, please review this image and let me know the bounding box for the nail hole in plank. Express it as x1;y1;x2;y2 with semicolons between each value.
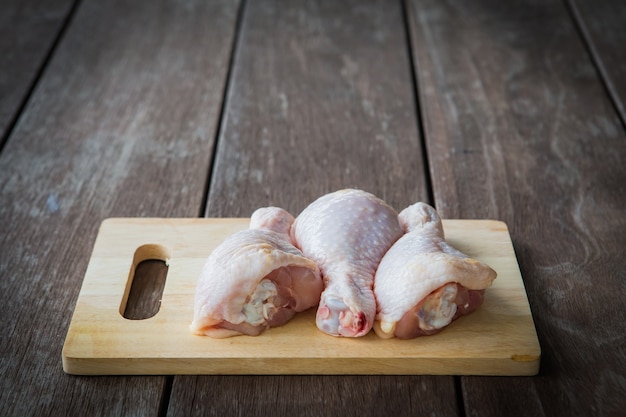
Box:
121;244;171;320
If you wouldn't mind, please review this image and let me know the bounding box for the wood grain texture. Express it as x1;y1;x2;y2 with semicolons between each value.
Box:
63;218;539;376
0;0;239;416
205;0;427;217
568;0;626;125
169;375;458;417
407;0;626;415
0;0;75;144
168;0;448;415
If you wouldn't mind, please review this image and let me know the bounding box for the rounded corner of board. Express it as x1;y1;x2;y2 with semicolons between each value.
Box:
487;219;510;232
99;217;124;228
511;353;542;376
61;355;80;375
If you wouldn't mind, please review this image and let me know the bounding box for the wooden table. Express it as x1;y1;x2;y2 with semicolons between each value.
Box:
1;0;624;415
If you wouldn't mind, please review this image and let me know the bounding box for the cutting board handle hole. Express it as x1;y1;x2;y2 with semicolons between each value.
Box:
120;244;171;320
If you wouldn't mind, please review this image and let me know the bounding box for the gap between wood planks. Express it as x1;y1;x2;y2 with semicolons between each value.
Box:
565;0;626;132
158;376;174;417
401;0;435;207
198;0;249;219
0;0;83;152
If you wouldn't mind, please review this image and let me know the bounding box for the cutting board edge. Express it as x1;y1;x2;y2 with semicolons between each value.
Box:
62;354;541;376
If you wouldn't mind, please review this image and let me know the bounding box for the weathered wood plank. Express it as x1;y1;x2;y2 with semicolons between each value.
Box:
170;375;457;417
0;0;75;144
204;0;427;216
0;0;240;415
167;0;452;416
407;0;626;415
568;0;626;126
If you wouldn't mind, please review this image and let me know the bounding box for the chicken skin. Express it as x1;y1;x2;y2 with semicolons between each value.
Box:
373;202;497;339
190;207;323;338
291;189;403;337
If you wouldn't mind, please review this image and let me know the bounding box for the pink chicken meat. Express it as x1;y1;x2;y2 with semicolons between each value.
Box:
291;189;403;337
373;202;497;339
190;207;323;338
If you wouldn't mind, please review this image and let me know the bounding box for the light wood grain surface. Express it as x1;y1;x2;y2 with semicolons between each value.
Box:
63;218;539;376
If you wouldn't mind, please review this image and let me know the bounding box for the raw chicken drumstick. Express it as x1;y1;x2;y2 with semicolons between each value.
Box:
373;202;497;339
190;207;323;338
291;189;403;337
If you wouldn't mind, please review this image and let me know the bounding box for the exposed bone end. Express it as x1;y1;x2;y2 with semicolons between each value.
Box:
373;320;396;339
417;284;458;331
316;296;369;337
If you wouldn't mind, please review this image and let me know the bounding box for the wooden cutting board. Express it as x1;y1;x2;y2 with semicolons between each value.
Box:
62;218;540;375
